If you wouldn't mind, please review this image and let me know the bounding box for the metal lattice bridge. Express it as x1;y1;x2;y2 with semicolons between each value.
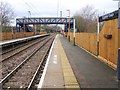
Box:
16;17;75;32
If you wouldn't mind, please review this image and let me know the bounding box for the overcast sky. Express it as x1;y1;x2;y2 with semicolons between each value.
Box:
2;0;118;21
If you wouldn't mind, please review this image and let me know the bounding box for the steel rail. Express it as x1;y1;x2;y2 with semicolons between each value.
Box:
27;38;54;90
1;38;40;55
1;37;48;62
0;36;53;86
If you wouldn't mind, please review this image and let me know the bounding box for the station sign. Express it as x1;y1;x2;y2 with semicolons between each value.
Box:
99;10;118;22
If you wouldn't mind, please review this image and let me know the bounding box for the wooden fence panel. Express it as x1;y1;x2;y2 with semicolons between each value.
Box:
75;33;80;46
2;32;12;40
99;19;118;67
70;18;119;69
119;31;120;48
25;32;34;37
73;33;97;55
0;33;2;41
15;32;24;39
89;33;97;55
70;33;73;43
0;32;35;41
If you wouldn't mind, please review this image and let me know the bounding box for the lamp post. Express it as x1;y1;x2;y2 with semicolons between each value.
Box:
28;11;31;18
60;11;62;17
0;14;2;33
117;0;120;81
73;19;76;46
113;0;120;81
67;9;70;42
60;11;63;34
23;17;26;37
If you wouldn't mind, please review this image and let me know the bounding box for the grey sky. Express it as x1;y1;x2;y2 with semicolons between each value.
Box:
2;0;118;25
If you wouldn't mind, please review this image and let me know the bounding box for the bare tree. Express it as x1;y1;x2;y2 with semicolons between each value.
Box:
0;1;14;27
74;5;98;33
74;15;85;32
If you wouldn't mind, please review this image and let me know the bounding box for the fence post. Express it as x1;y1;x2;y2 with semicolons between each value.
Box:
97;16;100;56
117;48;120;80
73;19;75;46
11;27;14;39
117;1;120;81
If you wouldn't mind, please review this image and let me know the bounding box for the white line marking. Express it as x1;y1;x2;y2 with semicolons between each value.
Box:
37;36;56;89
53;55;57;64
54;55;57;58
55;42;57;44
53;61;57;64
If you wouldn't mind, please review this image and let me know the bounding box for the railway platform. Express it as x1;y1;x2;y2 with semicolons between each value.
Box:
1;33;120;89
0;34;49;47
38;34;80;89
38;34;120;89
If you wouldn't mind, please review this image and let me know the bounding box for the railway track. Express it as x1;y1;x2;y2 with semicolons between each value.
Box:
1;35;55;89
1;35;52;80
1;35;49;55
1;36;49;61
1;37;42;55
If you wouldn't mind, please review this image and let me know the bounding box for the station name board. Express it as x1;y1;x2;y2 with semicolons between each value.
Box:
99;10;118;22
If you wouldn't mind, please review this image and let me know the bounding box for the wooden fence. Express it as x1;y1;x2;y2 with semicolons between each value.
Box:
0;32;47;41
70;33;97;55
98;19;118;68
0;32;34;41
69;18;119;69
119;30;120;48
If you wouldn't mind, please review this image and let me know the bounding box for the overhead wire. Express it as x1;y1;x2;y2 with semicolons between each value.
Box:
28;2;41;16
22;0;41;16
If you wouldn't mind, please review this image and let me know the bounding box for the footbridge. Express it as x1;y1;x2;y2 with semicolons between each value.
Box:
16;17;75;32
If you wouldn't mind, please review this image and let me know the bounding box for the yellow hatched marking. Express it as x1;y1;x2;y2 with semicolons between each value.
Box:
57;35;80;89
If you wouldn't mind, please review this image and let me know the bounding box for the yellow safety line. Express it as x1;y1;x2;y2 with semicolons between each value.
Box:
58;35;80;90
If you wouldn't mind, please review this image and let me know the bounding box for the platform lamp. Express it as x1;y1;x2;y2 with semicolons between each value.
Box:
97;15;100;56
73;19;76;46
0;13;2;33
28;11;31;18
113;0;120;81
23;16;26;36
67;9;70;42
60;11;63;34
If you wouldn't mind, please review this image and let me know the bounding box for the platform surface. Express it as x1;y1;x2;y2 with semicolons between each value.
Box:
40;34;65;88
38;34;79;89
60;35;120;89
0;34;48;46
38;34;120;89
